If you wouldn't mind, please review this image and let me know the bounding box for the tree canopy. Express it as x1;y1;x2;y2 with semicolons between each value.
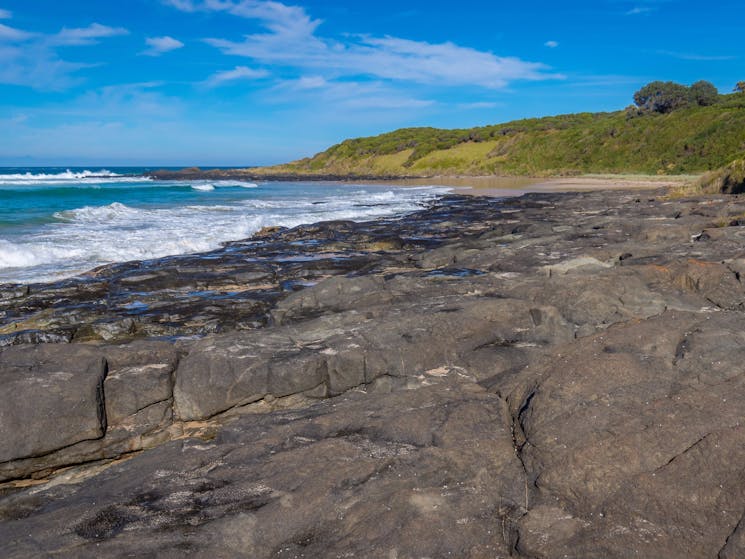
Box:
634;81;692;113
690;81;719;106
634;80;721;113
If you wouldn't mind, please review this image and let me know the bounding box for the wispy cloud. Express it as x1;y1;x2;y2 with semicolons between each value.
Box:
0;8;11;19
457;101;499;110
625;6;655;15
166;0;562;90
609;0;672;15
0;22;34;41
1;22;128;47
141;36;184;56
205;65;269;86
271;76;435;110
288;75;327;90
544;40;559;48
72;82;184;119
0;21;128;90
657;50;736;61
164;0;321;37
51;23;129;46
566;74;644;88
0;45;89;90
162;0;200;11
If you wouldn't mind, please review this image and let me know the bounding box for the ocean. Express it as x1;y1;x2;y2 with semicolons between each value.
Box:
0;167;451;285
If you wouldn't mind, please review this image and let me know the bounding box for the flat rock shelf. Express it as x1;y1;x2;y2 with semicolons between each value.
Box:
3;189;745;558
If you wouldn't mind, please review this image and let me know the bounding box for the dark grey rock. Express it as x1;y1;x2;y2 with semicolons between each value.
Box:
175;296;573;421
0;344;106;463
507;310;745;558
0;381;525;559
0;341;179;481
6;188;745;557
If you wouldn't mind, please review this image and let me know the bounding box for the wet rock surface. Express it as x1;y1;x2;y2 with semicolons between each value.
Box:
4;189;745;557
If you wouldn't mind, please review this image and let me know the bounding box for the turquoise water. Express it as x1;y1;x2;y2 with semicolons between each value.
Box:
0;167;450;284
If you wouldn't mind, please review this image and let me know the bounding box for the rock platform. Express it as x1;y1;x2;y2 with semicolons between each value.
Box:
3;189;745;558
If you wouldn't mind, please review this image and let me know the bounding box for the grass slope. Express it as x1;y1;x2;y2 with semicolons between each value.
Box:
256;93;745;178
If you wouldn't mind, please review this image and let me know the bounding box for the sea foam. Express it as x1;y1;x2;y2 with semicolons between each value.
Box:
0;169;148;187
0;169;122;180
0;182;451;284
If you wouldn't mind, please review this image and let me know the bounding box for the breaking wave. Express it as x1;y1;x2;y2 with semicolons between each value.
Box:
0;183;451;283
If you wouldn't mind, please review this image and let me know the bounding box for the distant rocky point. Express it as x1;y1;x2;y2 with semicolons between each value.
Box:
146;166;420;181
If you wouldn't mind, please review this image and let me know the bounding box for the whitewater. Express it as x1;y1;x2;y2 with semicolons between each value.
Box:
0;168;451;284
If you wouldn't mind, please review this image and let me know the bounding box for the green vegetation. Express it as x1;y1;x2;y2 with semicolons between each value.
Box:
633;81;693;113
256;83;745;178
697;158;745;194
632;80;721;114
689;81;720;107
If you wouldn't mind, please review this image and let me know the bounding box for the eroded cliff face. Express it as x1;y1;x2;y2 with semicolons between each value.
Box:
3;189;745;558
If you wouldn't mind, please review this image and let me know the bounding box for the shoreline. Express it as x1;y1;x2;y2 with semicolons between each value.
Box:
361;174;696;197
1;175;690;287
0;179;447;287
4;186;745;556
147;166;698;190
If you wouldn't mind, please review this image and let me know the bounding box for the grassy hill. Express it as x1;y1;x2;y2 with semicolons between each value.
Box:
255;93;745;178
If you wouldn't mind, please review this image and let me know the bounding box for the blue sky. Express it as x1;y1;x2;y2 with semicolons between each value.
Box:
0;0;742;166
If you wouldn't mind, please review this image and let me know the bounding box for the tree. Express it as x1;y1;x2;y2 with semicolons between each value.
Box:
689;80;719;106
633;81;691;113
735;81;745;93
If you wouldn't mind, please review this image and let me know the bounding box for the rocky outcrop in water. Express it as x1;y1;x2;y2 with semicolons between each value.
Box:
3;189;745;558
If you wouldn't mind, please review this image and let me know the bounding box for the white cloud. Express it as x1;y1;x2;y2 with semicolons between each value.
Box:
142;36;184;56
342;94;434;110
458;101;499;110
293;75;327;90
0;8;11;19
206;31;560;89
0;22;34;41
544;40;559;48
0;44;89;89
72;82;184;119
271;77;435;110
625;6;654;15
0;22;128;89
657;50;736;61
566;74;643;88
164;0;321;37
220;1;321;38
162;0;200;11
167;0;561;89
51;23;129;46
163;0;322;41
205;65;269;86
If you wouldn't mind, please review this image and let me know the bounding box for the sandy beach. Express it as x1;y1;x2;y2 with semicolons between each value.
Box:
367;174;697;197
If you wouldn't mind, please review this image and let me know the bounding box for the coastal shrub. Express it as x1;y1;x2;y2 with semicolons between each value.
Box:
698;159;745;194
271;89;745;177
689;81;720;106
634;81;691;113
625;104;644;119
